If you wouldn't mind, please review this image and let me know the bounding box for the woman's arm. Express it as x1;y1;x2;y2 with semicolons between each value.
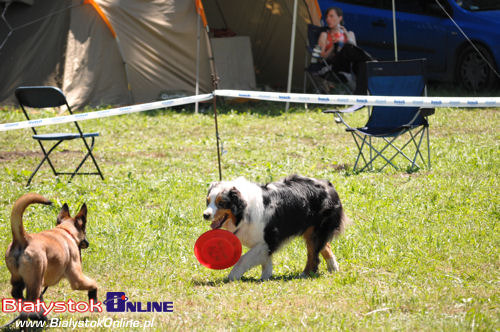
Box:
340;25;356;45
318;31;334;59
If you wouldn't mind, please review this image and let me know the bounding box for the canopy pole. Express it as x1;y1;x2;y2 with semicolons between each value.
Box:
196;0;222;180
204;27;222;181
392;0;398;61
285;0;298;112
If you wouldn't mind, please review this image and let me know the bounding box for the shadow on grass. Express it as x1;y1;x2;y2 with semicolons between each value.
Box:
191;272;320;287
139;100;325;118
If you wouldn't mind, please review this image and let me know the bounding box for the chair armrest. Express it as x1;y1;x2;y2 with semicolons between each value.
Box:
323;104;366;127
402;107;435;128
420;107;435;117
322;104;366;114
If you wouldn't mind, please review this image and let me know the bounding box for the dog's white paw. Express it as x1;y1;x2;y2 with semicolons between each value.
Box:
326;258;339;272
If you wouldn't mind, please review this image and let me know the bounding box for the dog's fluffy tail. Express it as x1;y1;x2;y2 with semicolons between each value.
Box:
333;209;351;238
10;193;52;247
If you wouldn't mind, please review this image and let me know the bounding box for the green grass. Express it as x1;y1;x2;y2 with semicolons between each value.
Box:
0;102;498;331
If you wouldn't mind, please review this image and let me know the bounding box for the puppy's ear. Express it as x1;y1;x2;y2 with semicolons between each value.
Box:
207;181;220;194
57;203;70;225
75;203;87;229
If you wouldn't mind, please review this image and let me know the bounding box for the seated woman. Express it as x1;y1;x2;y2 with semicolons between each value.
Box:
318;7;374;95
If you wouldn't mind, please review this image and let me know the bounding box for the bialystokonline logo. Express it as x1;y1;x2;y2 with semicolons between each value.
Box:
103;292;173;313
2;299;101;316
2;292;173;316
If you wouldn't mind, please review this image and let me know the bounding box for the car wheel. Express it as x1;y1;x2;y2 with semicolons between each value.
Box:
456;44;498;91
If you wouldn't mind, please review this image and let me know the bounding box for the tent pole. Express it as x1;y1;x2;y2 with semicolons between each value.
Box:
115;37;134;104
392;0;398;61
285;0;298;112
195;14;201;114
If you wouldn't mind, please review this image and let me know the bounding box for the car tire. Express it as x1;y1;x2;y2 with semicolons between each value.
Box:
456;44;498;91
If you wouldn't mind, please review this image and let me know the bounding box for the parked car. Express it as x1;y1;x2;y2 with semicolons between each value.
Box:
318;0;500;90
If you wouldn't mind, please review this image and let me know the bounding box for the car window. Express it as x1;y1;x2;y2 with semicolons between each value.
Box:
394;0;427;14
334;0;384;9
334;0;456;16
455;0;500;11
378;0;453;16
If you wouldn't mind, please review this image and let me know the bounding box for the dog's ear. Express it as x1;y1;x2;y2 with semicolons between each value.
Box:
228;187;246;216
57;203;71;225
75;203;87;229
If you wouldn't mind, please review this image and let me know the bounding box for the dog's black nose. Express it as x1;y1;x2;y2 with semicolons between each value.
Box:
80;239;89;249
203;212;211;220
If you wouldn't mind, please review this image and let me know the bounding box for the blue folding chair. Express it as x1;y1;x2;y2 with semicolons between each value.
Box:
15;86;104;186
323;59;434;172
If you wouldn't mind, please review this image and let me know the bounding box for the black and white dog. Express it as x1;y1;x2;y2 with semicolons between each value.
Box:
203;174;348;281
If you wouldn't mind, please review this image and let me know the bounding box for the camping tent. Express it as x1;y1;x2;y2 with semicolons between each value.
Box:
0;0;321;108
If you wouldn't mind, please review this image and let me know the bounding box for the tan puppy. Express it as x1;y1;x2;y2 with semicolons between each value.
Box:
5;193;98;307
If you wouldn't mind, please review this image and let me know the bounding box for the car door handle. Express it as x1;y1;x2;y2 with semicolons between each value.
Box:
372;19;386;28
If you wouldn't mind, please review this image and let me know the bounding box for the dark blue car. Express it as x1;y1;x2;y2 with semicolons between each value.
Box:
318;0;500;90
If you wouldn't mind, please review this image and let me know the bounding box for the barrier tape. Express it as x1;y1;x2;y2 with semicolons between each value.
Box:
0;94;213;132
1;90;498;132
215;89;500;108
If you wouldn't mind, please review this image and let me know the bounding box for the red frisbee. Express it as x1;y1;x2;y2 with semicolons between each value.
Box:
194;229;242;270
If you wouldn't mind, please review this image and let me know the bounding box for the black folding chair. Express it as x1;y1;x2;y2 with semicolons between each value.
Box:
323;59;434;172
15;86;104;186
304;24;352;94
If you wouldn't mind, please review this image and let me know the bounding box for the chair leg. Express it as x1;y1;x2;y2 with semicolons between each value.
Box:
378;127;427;172
351;132;369;172
69;136;104;182
27;140;64;186
35;140;58;176
361;135;402;172
87;138;104;180
379;136;418;171
369;136;373;171
408;128;426;170
306;72;324;94
350;126;430;173
426;126;431;169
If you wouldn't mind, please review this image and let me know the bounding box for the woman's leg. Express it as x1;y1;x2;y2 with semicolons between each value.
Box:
333;44;374;94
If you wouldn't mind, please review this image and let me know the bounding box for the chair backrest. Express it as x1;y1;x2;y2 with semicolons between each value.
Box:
15;86;81;135
15;86;69;109
307;24;327;50
365;59;427;129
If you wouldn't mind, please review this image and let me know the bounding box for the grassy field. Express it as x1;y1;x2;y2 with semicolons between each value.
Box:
0;101;498;331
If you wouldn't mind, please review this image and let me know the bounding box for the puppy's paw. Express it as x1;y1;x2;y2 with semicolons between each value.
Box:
260;270;272;281
227;270;242;281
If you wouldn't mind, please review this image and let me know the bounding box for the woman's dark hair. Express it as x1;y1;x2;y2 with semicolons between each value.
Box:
324;6;344;25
